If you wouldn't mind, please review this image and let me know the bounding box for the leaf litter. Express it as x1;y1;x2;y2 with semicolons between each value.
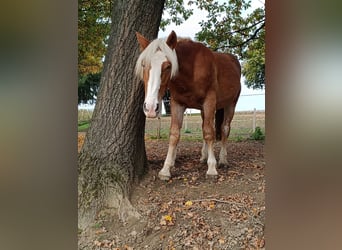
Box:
78;138;265;249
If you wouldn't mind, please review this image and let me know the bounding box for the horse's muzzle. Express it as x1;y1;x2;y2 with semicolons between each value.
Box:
143;102;159;118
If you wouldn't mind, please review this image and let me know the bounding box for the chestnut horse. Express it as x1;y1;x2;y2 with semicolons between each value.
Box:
136;31;241;180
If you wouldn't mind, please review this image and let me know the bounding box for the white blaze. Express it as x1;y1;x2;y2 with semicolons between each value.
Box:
144;51;167;118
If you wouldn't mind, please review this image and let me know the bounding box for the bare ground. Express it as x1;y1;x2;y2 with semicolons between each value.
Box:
78;139;265;250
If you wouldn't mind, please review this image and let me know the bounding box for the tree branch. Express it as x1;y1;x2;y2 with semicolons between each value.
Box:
191;198;245;207
228;18;265;37
215;21;265;51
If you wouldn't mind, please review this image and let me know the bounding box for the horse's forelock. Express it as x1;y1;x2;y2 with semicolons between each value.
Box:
135;39;178;79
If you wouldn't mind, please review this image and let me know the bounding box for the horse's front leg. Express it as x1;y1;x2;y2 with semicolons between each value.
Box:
203;128;218;177
202;95;218;177
158;102;185;180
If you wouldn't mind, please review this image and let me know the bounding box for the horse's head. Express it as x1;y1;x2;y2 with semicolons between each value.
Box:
135;31;178;118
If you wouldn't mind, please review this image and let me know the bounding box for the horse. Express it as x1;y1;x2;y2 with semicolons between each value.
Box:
135;30;241;180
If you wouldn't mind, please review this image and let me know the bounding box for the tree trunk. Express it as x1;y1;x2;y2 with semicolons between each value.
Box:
78;0;165;230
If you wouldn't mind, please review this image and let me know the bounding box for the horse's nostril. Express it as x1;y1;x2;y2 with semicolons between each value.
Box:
143;103;148;112
155;103;159;112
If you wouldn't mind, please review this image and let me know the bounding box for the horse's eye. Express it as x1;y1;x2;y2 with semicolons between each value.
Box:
141;61;145;67
163;64;171;71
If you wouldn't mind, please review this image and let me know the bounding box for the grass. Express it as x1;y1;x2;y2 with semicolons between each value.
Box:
78;120;90;132
78;109;93;132
249;126;265;140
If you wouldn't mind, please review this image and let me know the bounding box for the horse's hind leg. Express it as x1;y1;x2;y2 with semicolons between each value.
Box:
219;105;236;166
158;102;185;180
199;110;208;163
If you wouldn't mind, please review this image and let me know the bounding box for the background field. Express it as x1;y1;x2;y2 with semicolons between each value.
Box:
78;109;265;141
145;111;265;141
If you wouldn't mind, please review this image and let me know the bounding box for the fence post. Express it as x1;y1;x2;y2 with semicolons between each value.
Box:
184;110;188;132
157;117;161;139
252;108;256;132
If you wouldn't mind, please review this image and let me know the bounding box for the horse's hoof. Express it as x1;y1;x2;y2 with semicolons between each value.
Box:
218;161;229;168
205;173;218;180
158;173;171;181
206;174;218;183
200;159;207;164
205;174;218;179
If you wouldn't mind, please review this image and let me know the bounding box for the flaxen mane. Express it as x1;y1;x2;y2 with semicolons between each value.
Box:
135;38;178;79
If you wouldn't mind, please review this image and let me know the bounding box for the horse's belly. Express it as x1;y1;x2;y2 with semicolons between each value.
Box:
172;91;204;109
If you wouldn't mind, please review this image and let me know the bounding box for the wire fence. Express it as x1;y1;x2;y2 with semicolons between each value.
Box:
78;93;266;141
145;109;265;141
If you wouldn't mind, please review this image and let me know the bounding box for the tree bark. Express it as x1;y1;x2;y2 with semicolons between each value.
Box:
78;0;165;229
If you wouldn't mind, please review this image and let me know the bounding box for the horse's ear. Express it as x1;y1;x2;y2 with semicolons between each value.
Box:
136;32;150;51
166;30;177;49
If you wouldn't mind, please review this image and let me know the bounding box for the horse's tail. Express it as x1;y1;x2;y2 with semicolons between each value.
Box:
215;108;224;141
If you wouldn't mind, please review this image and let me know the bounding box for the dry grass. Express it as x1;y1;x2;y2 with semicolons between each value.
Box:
78;109;93;122
145;111;265;141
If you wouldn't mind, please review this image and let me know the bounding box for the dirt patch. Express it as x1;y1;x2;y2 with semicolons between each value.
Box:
78;139;265;250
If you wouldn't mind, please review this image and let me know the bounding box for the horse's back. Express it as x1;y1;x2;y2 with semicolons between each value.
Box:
214;52;241;78
171;39;241;109
214;52;241;109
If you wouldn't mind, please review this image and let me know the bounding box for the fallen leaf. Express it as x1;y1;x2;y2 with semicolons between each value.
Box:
124;245;133;250
187;212;194;218
207;202;215;210
185;200;193;207
258;238;265;248
93;240;101;247
160;214;174;226
160;218;167;226
164;215;172;222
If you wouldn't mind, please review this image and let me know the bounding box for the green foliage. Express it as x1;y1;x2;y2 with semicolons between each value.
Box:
92;222;103;229
194;0;265;90
184;128;192;133
149;134;168;140
78;0;111;104
160;0;194;30
78;0;194;76
250;126;265;140
242;28;265;89
78;72;101;104
234;135;244;142
78;0;111;75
